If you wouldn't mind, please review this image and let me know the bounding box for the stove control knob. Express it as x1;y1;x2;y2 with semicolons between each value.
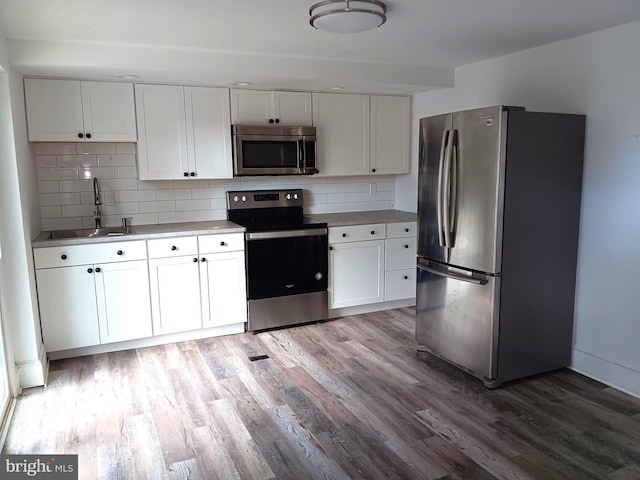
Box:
286;193;292;200
233;195;239;202
315;272;323;281
293;193;299;200
241;195;247;202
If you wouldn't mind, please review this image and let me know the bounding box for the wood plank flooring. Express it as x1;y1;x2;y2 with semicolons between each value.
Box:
4;307;640;479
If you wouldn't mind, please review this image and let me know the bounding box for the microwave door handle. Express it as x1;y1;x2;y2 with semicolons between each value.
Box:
297;139;305;170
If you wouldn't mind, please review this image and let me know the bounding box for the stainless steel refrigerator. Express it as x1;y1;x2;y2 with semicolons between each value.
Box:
416;105;585;387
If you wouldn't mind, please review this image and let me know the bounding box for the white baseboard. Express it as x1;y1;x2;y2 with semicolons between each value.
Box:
329;298;415;319
47;323;245;361
571;347;640;399
15;342;48;388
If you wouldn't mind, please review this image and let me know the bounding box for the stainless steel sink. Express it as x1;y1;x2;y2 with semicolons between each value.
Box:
47;227;128;240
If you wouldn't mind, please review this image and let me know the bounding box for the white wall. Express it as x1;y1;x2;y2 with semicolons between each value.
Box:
0;28;46;388
398;21;640;396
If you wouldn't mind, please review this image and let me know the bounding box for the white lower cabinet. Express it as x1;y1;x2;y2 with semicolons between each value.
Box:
148;255;203;336
36;258;152;351
329;239;385;309
200;251;247;328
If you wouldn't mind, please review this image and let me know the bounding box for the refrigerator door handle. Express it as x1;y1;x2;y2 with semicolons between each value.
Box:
437;129;449;247
448;130;459;247
417;260;487;285
442;129;455;247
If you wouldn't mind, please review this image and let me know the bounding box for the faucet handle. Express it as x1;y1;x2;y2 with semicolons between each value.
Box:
122;217;133;233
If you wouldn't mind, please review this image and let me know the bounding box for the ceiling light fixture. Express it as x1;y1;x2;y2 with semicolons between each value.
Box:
232;81;252;86
309;0;387;34
115;74;140;80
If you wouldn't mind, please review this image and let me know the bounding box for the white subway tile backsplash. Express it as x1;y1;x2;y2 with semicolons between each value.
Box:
176;199;210;211
36;155;57;168
159;211;194;224
139;201;176;214
37;168;78;181
115;143;137;154
157;189;192;201
40;193;81;206
38;181;59;194
59;180;95;193
118;190;157;202
34;143;77;155
57;154;97;167
34;142;396;231
76;143;117;155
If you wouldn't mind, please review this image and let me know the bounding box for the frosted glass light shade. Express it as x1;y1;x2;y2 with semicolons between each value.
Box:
309;0;387;34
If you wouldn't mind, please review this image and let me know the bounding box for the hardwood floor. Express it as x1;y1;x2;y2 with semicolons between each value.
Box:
4;307;640;479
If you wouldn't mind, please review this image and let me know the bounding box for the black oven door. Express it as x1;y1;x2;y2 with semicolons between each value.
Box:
245;229;328;300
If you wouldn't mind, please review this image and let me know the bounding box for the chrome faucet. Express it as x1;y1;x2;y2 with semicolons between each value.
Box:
93;177;102;229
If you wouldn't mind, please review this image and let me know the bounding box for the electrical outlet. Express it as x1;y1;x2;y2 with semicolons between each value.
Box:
369;183;377;195
102;191;115;206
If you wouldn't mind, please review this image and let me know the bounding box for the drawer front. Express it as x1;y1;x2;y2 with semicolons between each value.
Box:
147;236;198;259
34;240;147;269
384;268;416;301
329;224;386;244
386;222;417;239
385;237;417;270
198;233;245;253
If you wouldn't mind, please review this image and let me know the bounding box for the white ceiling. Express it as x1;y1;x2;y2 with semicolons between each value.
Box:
1;0;640;94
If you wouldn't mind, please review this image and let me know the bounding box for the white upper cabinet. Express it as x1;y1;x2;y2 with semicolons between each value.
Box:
24;78;137;142
230;89;312;126
313;93;370;176
136;84;233;180
370;95;411;175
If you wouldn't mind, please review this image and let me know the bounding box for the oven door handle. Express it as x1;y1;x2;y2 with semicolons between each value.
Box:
247;228;328;240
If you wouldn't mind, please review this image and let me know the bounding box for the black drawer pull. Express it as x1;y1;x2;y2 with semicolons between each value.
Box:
60;254;67;260
404;245;409;249
86;133;92;139
220;241;226;246
77;133;84;139
87;268;93;274
404;275;409;280
117;250;123;256
171;245;177;251
183;172;189;177
95;267;101;273
405;228;410;232
342;233;347;238
201;257;206;262
193;257;198;263
371;230;375;235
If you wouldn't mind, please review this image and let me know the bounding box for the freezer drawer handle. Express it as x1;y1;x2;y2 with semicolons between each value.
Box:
417;262;486;285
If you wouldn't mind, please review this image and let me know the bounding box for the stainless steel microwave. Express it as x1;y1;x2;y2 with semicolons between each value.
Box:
232;124;318;176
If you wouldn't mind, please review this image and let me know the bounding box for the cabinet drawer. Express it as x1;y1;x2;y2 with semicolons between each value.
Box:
148;236;198;259
198;233;245;253
385;237;417;270
34;240;147;269
386;222;417;238
384;269;416;301
329;224;386;244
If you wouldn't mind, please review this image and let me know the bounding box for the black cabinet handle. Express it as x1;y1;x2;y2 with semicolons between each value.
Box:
171;245;177;251
404;275;409;280
372;168;376;173
269;119;274;124
87;268;93;274
117;250;123;256
220;241;226;246
201;257;206;262
183;172;189;177
95;267;101;273
86;133;92;139
371;230;375;235
329;246;333;251
193;257;198;263
342;233;347;238
190;172;196;177
404;245;409;249
405;228;410;233
77;133;84;139
61;254;67;260
275;118;280;124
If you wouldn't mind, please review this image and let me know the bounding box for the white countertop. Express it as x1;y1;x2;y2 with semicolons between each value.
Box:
307;210;417;227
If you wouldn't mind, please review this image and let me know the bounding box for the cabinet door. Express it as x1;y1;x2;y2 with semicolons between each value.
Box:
329;240;384;309
36;265;100;351
230;89;272;124
24;78;84;142
80;81;137;142
273;91;312;126
313;93;370;176
95;260;152;344
200;251;247;328
385;237;417;270
370;96;410;174
135;84;190;180
149;256;203;335
185;87;233;179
